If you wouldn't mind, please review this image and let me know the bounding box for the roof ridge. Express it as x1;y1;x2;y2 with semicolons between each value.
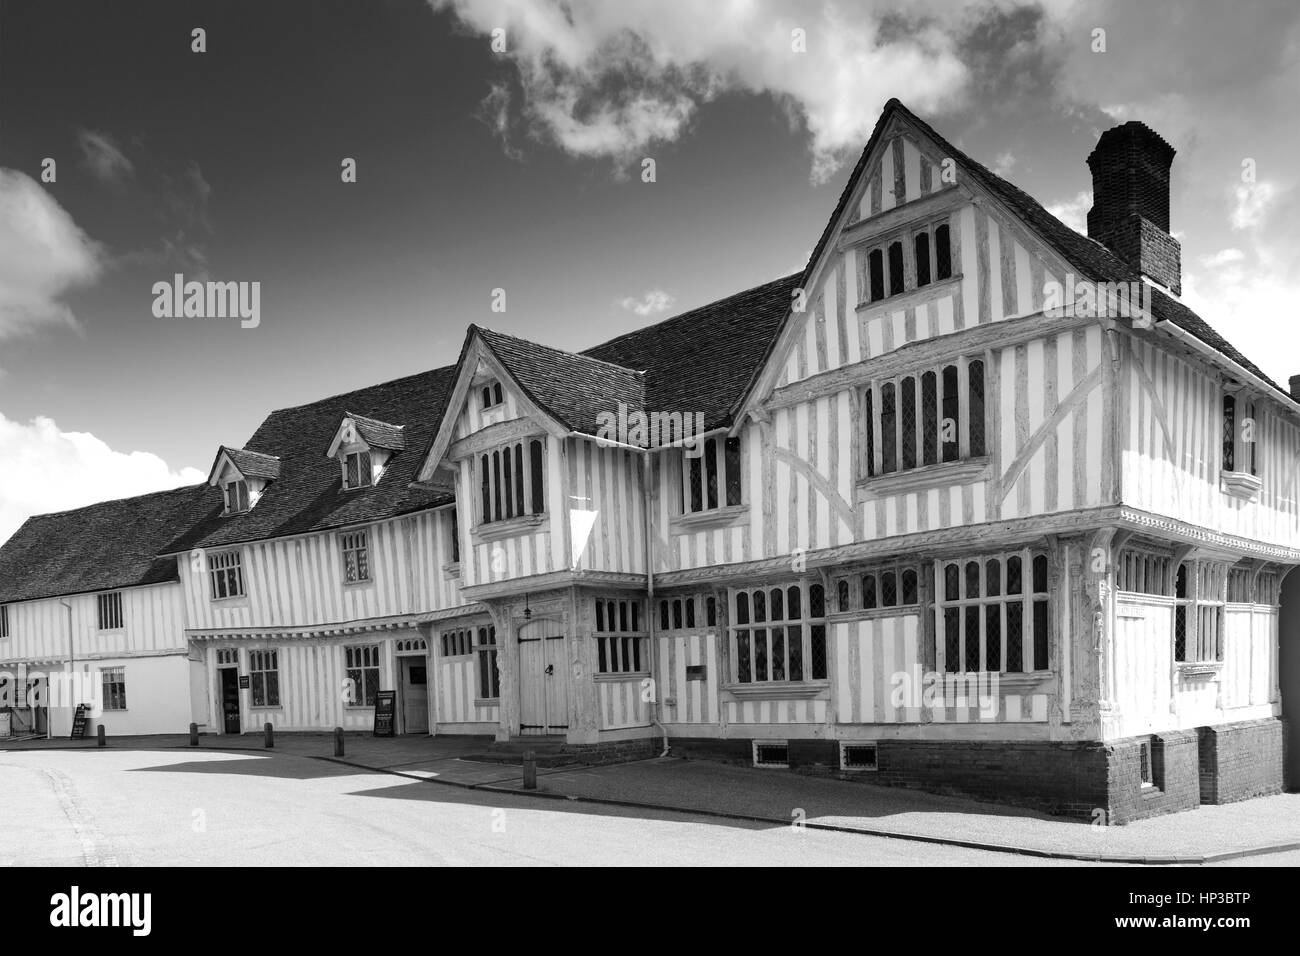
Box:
264;364;457;418
219;444;281;460
15;482;207;524
476;325;646;376
583;272;803;359
344;410;407;427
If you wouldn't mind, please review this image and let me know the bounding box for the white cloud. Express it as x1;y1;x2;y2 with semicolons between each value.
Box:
76;129;134;184
0;168;103;339
0;414;204;546
619;289;674;316
1230;181;1277;231
1201;248;1244;268
1046;189;1091;233
430;0;970;181
992;151;1017;176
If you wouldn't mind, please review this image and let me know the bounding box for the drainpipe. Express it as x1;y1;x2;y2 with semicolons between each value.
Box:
644;450;670;757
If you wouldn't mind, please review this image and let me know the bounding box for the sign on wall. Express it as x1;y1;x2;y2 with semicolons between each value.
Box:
373;690;396;737
238;675;250;689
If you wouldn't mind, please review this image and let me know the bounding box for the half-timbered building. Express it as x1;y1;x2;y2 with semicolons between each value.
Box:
0;486;210;737
2;99;1294;821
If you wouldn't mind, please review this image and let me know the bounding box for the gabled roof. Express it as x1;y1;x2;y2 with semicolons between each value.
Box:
163;365;457;554
325;412;407;458
343;412;406;452
0;484;213;604
475;326;646;434
584;273;802;429
788;98;1285;400
208;445;281;484
419;278;799;478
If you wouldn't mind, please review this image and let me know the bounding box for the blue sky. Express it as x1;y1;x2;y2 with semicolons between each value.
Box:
1;0;1298;544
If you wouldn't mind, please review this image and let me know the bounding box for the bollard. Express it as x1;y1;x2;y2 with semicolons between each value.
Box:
189;722;199;746
334;726;345;757
522;750;537;790
264;722;274;748
97;725;106;748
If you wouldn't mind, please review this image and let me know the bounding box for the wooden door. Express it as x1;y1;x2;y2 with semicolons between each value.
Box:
219;667;241;734
517;618;568;735
400;658;429;734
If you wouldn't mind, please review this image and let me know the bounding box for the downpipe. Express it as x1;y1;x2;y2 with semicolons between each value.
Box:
644;450;670;758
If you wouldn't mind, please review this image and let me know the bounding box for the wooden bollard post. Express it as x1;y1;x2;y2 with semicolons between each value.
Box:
264;722;274;748
522;750;537;790
189;722;199;746
334;726;345;757
96;725;106;748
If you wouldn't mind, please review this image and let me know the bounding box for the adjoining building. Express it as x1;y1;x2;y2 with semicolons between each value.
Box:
2;100;1295;822
0;485;211;738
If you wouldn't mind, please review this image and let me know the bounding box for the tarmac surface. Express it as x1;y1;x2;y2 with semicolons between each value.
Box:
3;732;1297;865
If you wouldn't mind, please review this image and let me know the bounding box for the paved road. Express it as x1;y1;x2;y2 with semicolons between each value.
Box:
0;748;1120;867
4;749;1295;866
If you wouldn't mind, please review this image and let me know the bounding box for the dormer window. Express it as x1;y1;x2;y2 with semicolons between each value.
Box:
343;451;373;490
328;413;404;493
481;381;504;410
224;479;250;515
208;446;279;517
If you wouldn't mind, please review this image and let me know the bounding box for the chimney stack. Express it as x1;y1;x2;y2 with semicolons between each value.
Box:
1289;374;1300;402
1086;121;1181;295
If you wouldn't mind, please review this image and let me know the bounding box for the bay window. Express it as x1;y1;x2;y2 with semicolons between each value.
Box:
479;438;545;523
936;550;1049;674
730;581;827;685
1175;561;1225;664
865;355;985;477
594;598;647;675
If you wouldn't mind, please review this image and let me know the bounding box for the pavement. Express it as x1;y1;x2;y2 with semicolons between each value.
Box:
5;731;1299;864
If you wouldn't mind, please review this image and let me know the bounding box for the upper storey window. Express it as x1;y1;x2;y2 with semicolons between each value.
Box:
481;381;505;410
328;413;404;493
865;221;952;304
864;355;985;477
343;451;373;490
1222;393;1258;476
681;437;742;514
224;479;250;515
208;446;279;517
1221;392;1262;502
479;438;545;524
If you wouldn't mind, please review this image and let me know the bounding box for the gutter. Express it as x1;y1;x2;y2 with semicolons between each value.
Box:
565;427;728;455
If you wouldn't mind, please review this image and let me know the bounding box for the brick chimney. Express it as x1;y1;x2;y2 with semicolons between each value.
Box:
1086;121;1181;295
1289;374;1300;402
